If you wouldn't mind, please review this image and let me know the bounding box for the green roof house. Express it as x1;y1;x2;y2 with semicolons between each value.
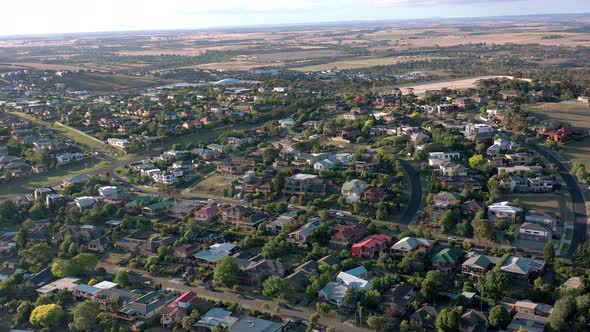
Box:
431;247;464;274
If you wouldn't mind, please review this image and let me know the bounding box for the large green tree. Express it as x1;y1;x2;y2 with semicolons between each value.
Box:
478;270;509;301
435;308;461;332
213;256;240;287
489;305;510;328
71;300;100;331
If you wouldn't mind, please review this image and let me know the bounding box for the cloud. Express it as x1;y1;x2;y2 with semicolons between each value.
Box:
375;0;524;6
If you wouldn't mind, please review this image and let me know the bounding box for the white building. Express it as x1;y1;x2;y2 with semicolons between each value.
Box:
428;152;460;166
56;152;85;165
107;138;131;151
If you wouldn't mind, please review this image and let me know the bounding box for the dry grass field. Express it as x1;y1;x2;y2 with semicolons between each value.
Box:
527;101;590;165
390;75;514;95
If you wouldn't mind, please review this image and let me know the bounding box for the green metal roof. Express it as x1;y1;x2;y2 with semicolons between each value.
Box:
432;248;464;264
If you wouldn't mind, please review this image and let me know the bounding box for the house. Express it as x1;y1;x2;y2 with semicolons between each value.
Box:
351;234;392;259
142;200;176;218
431;247;464;274
497;165;543;176
288;217;323;244
433;191;461;205
172;245;198;263
45;193;66;209
98;186;119;198
36;277;81;297
379;282;415;313
161;291;203;327
194;205;219;223
460;310;489;332
525;210;557;232
196;308;239;331
543;127;577;142
75;196;98;210
336;267;371;291
518;223;552;242
56;152;85;165
329;223;367;247
488;202;520;222
410;305;438;331
221;205;249;225
107;138;131;151
196;308;283;332
461;200;481;220
428;152;460;166
283;174;326;197
500;256;545;279
514;300;553;317
138;236;175;257
278;117;296;128
527;176;554;193
439;162;469;177
235;257;285;287
341;179;368;203
453;97;476;109
363;187;387;202
506;312;547;332
461;252;499;277
193;243;237;266
266;211;297;234
391;237;434;257
500;175;529;193
117;291;168;322
505;152;534;166
318;282;348;307
88;236;110;253
441;176;483;191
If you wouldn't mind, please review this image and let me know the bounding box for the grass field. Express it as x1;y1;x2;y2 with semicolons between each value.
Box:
527;101;590;166
188;175;232;197
501;193;562;217
291;56;440;72
390;75;515;95
0;160;110;199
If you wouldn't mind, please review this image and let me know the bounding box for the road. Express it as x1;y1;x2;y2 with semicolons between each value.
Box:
529;144;588;258
99;263;370;332
399;159;423;225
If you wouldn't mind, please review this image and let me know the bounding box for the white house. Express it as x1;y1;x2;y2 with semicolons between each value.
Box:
152;170;183;185
488;201;521;222
56;152;85;165
107;138;131;151
75;196;97;210
428;152;460;166
278;117;296;128
98;186;119;198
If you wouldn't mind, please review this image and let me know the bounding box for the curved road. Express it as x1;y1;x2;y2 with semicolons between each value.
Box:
400;160;423;225
529;144;588;258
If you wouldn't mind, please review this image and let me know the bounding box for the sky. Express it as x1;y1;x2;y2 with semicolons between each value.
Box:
2;0;590;36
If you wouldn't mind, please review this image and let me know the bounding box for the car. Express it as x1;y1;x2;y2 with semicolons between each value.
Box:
236;294;245;299
447;236;457;241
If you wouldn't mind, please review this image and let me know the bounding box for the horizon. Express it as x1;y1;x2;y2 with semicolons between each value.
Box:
3;0;590;37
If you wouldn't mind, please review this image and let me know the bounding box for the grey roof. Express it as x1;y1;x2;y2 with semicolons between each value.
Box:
500;256;545;275
230;316;284;332
319;282;347;303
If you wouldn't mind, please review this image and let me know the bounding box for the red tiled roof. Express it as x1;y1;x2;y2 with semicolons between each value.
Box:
172;291;197;306
352;234;392;249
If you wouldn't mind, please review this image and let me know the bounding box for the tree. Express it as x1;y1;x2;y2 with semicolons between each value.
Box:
309;312;320;324
435;308;461;332
28;202;45;220
572;162;588;183
473;218;495;242
114;270;132;287
19;242;53;272
260;236;291;259
365;290;382;308
399;250;427;274
29;304;66;329
489;305;510;328
51;253;98;278
439;209;460;233
213;256;240;287
468;154;485;170
14;301;34;325
367;315;386;331
548;294;590;331
478;270;508;301
71;300;100;331
181;311;201;331
262;276;288;298
421;271;446;301
544;241;556;264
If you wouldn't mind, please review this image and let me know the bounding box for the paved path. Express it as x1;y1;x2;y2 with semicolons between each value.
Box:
529;144;588;258
399;159;423;225
99;263;369;332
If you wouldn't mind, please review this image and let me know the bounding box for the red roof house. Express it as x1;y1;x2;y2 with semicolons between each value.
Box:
194;205;219;223
542;127;577;142
329;224;367;247
363;187;388;202
351;234;393;258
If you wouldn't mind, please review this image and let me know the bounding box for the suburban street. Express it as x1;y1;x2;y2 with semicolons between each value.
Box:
399;159;423;225
529;143;589;258
99;263;370;332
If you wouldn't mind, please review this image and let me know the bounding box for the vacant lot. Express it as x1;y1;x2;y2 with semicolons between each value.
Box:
391;75;515;95
502;193;562;218
189;175;232;197
527;101;590;165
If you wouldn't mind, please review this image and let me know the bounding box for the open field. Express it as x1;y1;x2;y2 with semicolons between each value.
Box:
501;193;562;218
527;101;590;166
188;175;232;197
0;160;110;199
291;56;445;72
391;75;515;94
